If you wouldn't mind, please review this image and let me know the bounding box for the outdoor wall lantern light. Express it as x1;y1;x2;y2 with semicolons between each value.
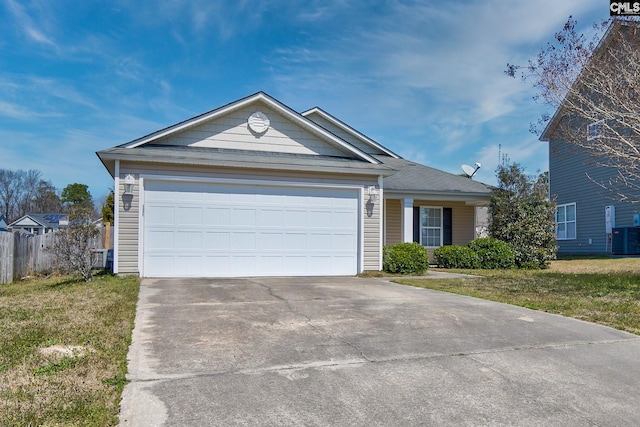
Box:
368;185;378;203
123;174;135;195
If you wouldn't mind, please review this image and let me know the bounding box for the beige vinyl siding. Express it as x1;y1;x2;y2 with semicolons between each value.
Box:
116;161;381;275
384;198;402;246
447;201;476;245
419;200;476;263
413;200;476;246
363;196;381;271
153;104;347;157
304;112;388;156
117;166;140;274
384;199;476;246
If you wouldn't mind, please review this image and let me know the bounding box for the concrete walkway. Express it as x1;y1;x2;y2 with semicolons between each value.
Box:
120;277;640;426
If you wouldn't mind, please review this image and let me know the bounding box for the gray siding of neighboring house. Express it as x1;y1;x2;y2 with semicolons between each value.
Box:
117;161;381;275
549;138;640;254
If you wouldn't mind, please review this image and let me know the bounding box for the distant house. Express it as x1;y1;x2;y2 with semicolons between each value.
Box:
97;92;491;278
0;215;7;232
9;213;68;235
540;21;640;254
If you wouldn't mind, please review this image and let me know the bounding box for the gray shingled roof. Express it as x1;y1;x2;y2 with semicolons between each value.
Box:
9;213;68;228
375;156;492;195
97;144;395;177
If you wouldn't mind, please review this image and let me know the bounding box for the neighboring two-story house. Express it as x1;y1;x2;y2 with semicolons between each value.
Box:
540;20;640;255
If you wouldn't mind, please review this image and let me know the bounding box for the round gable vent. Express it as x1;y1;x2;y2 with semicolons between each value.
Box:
248;111;270;134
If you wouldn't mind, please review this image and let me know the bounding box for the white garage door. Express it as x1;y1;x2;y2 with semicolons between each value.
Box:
142;180;359;277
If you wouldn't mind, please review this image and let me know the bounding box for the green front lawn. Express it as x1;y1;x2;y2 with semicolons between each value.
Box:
395;258;640;335
0;274;139;426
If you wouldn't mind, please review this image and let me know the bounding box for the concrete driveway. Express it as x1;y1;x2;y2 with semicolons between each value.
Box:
120;277;640;426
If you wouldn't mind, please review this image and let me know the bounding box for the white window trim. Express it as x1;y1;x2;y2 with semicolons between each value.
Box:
419;206;443;248
556;202;577;240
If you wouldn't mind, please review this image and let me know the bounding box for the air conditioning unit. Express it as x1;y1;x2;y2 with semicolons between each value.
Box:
611;227;640;255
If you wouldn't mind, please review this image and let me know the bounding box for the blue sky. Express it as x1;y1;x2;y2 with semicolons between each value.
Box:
0;0;609;202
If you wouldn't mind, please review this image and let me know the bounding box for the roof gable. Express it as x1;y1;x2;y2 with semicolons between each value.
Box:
9;213;67;228
122;92;379;164
540;20;638;142
302;107;400;158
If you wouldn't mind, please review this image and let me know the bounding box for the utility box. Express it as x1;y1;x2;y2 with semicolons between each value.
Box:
612;227;640;255
605;205;615;233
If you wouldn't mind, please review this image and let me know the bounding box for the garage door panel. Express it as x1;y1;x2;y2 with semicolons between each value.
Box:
230;256;256;274
285;256;308;274
230;232;255;250
309;211;332;227
146;230;175;249
257;256;283;273
204;232;230;249
231;209;256;226
175;231;202;249
333;256;357;272
258;209;283;226
205;256;230;274
334;233;356;250
205;208;230;226
257;233;283;250
143;181;359;277
333;211;356;227
145;256;174;276
309;233;332;250
146;205;175;225
283;233;307;250
283;210;307;227
177;256;202;273
178;207;202;225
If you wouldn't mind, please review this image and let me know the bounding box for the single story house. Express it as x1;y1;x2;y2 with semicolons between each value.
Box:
8;213;68;235
97;92;491;277
0;215;7;232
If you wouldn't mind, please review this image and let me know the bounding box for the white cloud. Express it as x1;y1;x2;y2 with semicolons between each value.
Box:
3;0;59;50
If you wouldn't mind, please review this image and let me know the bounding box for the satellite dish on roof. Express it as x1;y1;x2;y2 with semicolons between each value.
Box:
461;162;481;178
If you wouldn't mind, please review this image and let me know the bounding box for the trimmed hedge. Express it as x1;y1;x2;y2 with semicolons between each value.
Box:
467;238;515;269
433;238;516;270
383;242;429;274
433;245;480;269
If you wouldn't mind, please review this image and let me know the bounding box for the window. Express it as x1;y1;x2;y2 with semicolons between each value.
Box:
420;207;442;247
587;120;604;141
556;203;576;240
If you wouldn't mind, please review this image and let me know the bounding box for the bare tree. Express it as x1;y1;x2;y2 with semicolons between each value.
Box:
0;169;20;221
507;17;640;202
32;180;63;213
50;206;100;282
0;169;63;221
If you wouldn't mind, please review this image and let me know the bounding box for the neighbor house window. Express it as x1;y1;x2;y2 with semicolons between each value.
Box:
420;207;442;247
556;203;576;240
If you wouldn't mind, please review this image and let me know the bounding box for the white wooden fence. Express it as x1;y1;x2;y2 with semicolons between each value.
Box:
0;225;112;284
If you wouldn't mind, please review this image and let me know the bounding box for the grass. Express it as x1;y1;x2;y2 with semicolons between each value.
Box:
0;273;139;426
394;257;640;335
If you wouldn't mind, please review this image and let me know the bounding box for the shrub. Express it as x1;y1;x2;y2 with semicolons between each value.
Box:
383;242;430;274
434;245;480;269
468;238;515;269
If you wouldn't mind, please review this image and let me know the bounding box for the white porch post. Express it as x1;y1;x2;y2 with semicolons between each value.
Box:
402;198;414;243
